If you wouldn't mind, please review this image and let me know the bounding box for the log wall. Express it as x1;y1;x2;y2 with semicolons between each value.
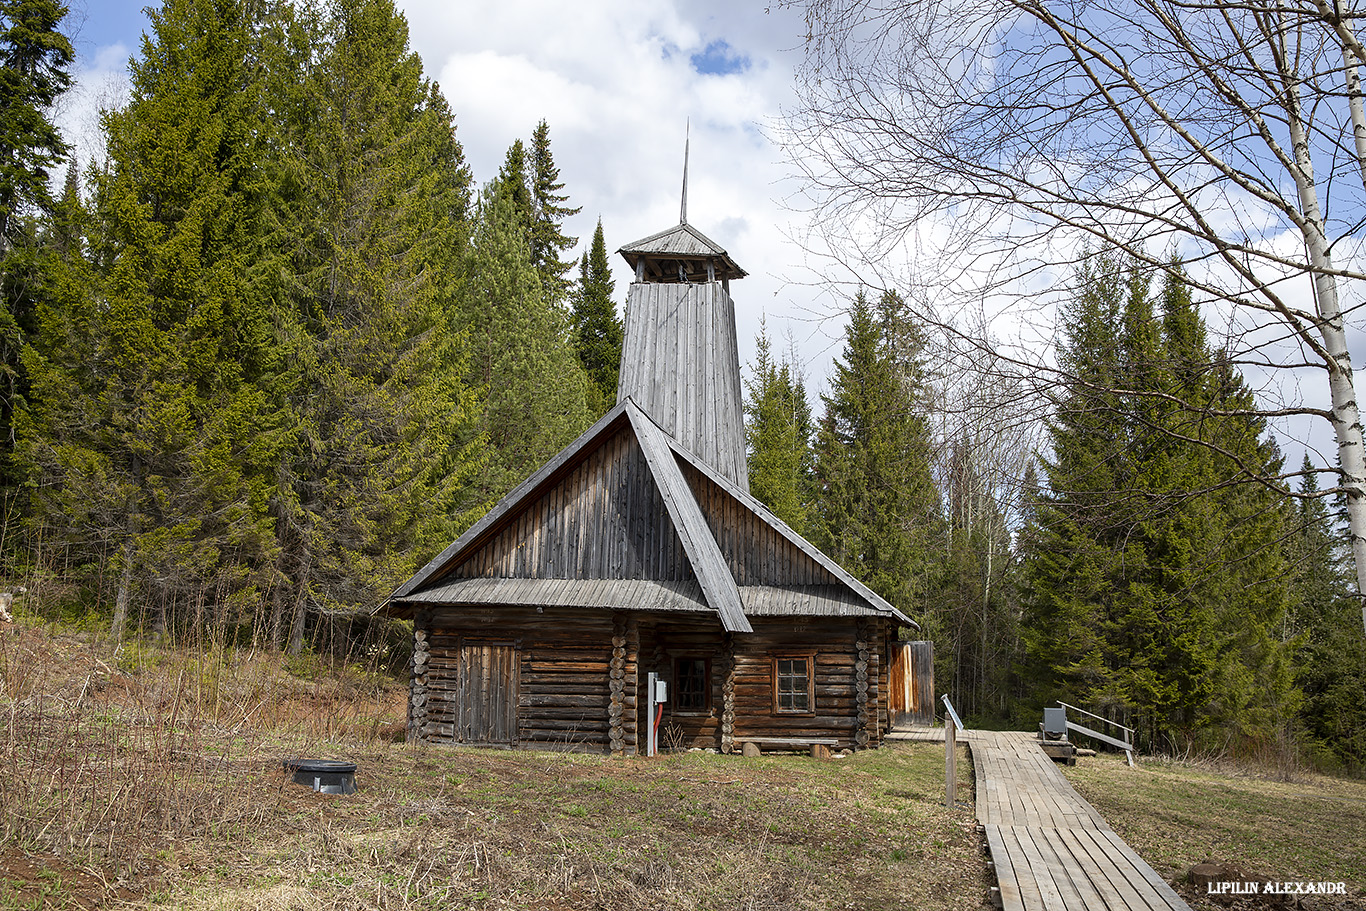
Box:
413;607;626;752
408;607;892;754
639;615;892;752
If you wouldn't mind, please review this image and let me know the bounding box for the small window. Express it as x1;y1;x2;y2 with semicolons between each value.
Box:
673;657;711;712
773;656;814;714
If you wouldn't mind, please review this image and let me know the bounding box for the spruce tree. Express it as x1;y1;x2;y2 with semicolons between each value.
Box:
1290;456;1366;770
1022;254;1295;751
0;0;71;247
494;139;533;230
744;320;814;534
25;0;285;640
269;0;480;652
570;218;622;415
529;120;580;304
462;179;591;510
1022;254;1142;714
812;290;939;609
0;0;73;496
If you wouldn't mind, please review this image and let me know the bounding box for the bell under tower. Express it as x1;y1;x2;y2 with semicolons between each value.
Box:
615;154;749;489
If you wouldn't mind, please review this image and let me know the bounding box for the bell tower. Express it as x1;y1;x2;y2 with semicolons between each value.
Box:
615;144;749;489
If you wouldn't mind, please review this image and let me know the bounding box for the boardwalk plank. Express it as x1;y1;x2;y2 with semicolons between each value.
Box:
1056;827;1139;911
1096;829;1190;911
984;825;1026;911
1037;825;1111;910
1071;825;1160;911
887;728;1190;910
1009;824;1068;909
997;825;1048;909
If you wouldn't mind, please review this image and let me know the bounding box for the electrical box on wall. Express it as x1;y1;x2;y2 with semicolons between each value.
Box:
647;672;667;757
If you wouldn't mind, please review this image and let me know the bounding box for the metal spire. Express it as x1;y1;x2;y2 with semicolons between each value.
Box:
680;120;689;224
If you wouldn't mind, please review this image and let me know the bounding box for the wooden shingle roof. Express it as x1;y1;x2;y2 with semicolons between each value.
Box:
617;222;746;283
385;399;914;631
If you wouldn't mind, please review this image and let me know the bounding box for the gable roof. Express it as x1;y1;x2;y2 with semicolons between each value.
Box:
664;433;912;626
385;398;914;630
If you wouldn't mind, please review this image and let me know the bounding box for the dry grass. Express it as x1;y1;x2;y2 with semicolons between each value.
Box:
8;612;1366;910
1065;751;1366;909
0;620;990;910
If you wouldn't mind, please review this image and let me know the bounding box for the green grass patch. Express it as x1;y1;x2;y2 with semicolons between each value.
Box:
1065;751;1366;908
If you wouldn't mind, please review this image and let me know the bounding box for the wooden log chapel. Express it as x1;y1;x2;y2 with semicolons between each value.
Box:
383;158;921;755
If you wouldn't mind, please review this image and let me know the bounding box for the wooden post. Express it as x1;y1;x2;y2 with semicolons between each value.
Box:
945;711;957;808
942;695;963;809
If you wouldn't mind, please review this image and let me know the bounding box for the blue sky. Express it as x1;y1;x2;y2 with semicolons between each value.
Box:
67;0;151;60
689;40;750;76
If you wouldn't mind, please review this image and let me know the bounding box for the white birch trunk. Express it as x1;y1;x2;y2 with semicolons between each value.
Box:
1286;79;1366;632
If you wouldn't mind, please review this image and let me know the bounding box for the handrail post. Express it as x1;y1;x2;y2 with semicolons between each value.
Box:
945;709;956;807
942;695;963;808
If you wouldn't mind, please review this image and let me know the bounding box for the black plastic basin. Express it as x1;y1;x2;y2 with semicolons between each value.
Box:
283;759;356;795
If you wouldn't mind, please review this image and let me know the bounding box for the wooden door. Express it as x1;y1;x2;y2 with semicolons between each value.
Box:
888;640;935;728
455;642;519;745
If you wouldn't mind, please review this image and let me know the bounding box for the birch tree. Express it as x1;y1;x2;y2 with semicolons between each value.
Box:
783;0;1366;630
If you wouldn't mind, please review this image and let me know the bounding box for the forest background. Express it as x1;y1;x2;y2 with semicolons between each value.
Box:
1;0;1363;775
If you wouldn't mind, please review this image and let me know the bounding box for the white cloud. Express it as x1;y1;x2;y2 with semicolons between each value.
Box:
400;0;827;381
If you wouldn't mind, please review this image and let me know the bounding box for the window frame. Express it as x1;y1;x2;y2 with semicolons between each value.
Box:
771;654;816;715
671;656;712;715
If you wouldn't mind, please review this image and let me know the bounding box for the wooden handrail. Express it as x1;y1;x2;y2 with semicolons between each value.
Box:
941;694;964;732
1057;701;1134;737
1058;701;1136;767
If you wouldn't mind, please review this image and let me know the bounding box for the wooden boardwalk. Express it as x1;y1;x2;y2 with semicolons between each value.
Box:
888;729;1190;911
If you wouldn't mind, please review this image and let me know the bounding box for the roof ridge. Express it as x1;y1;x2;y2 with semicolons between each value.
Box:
625;401;752;633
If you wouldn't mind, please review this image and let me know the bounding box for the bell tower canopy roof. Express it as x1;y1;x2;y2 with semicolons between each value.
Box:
617;221;747;284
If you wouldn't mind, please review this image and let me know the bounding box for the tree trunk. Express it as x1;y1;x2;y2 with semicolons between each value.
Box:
287;567;309;656
110;537;134;643
1285;84;1366;632
269;575;286;650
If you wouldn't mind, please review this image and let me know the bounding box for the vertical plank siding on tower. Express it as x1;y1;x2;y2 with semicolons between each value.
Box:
618;283;748;489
